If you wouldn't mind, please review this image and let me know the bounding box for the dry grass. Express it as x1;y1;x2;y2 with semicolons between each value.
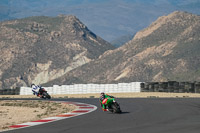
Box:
0;100;76;131
1;92;200;99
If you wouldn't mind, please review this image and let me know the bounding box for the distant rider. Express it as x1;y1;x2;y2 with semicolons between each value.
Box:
99;92;114;111
31;84;43;97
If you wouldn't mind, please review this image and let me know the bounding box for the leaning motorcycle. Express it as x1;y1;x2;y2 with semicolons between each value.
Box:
39;88;51;99
102;97;122;113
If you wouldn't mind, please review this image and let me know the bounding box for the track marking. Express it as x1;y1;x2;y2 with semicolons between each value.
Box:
2;101;97;132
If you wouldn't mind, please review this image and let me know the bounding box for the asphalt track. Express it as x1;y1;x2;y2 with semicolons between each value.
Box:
2;98;200;133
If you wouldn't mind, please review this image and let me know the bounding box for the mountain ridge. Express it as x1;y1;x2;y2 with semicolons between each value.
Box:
43;11;200;86
0;15;114;89
1;0;200;41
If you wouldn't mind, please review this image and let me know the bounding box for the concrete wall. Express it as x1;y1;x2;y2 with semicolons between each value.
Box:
20;82;141;95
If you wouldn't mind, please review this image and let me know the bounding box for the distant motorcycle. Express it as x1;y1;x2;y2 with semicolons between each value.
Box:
102;97;122;113
39;88;51;99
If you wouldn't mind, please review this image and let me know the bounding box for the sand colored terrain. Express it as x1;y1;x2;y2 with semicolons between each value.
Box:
1;92;200;99
51;92;200;98
0;100;76;132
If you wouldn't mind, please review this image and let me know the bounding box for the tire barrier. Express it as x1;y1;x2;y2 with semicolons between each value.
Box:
0;88;20;95
141;81;200;93
19;82;141;95
2;81;200;95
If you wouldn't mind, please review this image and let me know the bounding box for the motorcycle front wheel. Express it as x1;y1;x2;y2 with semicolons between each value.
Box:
42;92;51;99
111;102;121;113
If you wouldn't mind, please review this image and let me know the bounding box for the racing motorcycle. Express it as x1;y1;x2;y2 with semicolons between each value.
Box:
38;88;51;99
102;97;122;113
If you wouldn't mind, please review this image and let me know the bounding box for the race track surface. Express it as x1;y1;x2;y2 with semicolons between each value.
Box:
2;98;200;133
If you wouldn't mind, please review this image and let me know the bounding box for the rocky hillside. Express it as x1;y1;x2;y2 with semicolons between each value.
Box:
0;15;114;89
44;11;200;86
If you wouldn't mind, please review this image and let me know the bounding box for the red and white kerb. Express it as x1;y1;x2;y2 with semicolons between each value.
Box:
8;101;97;130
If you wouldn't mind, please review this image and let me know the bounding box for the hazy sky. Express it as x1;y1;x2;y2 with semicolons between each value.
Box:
0;0;200;41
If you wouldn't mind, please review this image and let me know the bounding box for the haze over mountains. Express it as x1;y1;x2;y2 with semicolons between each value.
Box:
0;0;200;41
111;34;135;48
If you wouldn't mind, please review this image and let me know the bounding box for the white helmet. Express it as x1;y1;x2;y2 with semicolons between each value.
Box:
31;84;36;88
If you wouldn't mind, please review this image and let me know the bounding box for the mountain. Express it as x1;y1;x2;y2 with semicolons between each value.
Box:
111;34;135;47
44;11;200;86
0;15;114;89
0;0;200;41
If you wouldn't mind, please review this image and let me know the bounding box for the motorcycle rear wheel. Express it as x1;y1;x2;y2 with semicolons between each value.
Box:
111;102;121;113
42;92;51;99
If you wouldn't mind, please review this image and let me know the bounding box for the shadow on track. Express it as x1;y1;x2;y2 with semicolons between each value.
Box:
105;111;130;115
120;111;130;114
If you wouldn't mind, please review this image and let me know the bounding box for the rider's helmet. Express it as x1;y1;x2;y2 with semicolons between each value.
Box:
31;84;36;88
101;92;105;96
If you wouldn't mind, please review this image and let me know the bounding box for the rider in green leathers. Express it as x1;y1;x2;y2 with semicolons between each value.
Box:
99;92;114;111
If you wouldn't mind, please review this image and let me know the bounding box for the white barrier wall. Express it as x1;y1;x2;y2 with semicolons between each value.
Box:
20;82;141;95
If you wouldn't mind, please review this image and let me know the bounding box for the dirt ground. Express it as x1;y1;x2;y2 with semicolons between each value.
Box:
50;92;200;98
1;92;200;99
0;100;76;132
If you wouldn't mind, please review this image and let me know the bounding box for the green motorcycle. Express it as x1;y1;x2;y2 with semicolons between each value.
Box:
102;97;122;113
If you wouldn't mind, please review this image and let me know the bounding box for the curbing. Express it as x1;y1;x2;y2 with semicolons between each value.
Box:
1;101;97;132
